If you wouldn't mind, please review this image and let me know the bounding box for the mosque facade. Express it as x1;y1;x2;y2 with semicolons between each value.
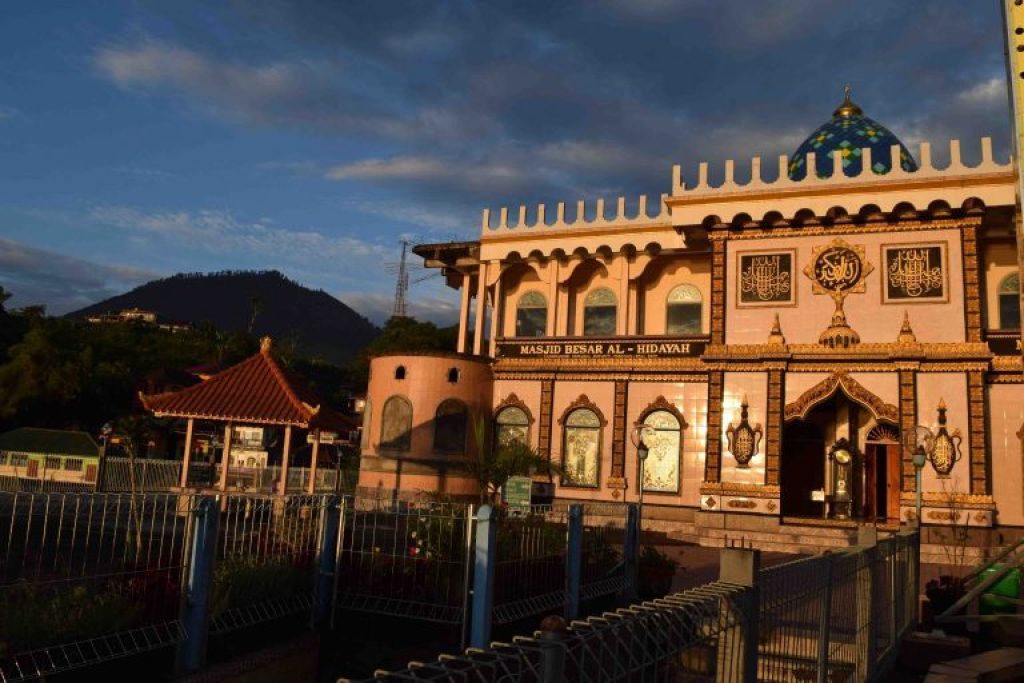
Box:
357;91;1024;554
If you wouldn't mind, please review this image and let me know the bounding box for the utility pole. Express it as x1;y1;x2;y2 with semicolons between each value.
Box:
392;240;410;319
1001;1;1024;370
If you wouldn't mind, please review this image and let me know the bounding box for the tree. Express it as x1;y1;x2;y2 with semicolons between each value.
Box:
349;316;458;387
110;414;161;551
466;415;559;504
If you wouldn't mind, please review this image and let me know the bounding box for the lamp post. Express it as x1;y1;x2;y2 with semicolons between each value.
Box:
629;424;654;536
912;445;927;526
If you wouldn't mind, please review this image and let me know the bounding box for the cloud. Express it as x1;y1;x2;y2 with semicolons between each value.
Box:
0;106;16;121
957;78;1006;108
0;239;160;314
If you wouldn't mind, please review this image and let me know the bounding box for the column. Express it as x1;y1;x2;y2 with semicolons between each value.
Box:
179;417;194;488
457;271;472;353
280;424;292;495
473;262;489;355
218;423;233;492
546;260;559;337
616;255;629;336
488;271;503;357
627;282;639;335
704;372;724;483
307;429;320;494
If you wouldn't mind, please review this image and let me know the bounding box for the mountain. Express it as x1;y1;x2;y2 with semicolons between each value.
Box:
67;270;379;364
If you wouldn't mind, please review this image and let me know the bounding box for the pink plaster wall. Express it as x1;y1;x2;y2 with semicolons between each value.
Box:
725;228;966;345
915;373;970;494
989;384;1024;527
638;256;711;335
364;354;494;459
625;381;709;508
720;372;768;486
550;380;615;501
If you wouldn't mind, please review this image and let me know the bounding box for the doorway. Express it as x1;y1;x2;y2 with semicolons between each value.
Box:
781;420;825;517
864;425;901;522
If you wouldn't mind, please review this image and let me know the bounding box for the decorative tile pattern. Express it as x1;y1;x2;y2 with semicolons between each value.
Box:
899;370;917;492
611;380;627;482
704;372;724;483
765;369;783;486
538;379;554;458
961;226;983;343
711;240;727;344
968;371;987;495
788;110;917;181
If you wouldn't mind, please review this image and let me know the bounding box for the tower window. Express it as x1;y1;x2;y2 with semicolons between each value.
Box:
395;366;406;380
666;284;702;335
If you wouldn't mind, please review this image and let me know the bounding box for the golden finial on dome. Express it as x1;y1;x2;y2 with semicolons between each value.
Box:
833;83;863;118
767;313;786;345
896;310;918;344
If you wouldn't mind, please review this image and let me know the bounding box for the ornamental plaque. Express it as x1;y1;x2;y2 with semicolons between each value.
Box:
882;243;947;303
803;238;874;348
737;250;796;307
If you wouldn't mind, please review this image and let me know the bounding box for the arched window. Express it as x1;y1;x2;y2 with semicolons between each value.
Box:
433;399;468;453
583;288;617;337
666;284;702;335
999;274;1020;330
379;395;412;451
516;291;547;337
640;409;682;493
562;406;603;487
394;366;406;380
495;406;530;446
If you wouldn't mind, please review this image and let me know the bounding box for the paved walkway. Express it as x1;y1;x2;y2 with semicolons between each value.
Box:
648;542;804;591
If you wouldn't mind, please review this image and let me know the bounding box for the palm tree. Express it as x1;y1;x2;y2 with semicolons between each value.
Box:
467;415;559;504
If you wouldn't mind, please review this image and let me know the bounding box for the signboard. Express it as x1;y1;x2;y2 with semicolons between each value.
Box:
307;431;337;444
988;333;1022;356
504;476;533;509
496;337;708;360
810;489;826;502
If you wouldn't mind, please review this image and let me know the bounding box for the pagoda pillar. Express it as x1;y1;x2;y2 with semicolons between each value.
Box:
218;423;233;492
488;274;503;357
280;425;292;495
473;262;489;355
457;272;472;353
179;418;194;488
307;429;320;495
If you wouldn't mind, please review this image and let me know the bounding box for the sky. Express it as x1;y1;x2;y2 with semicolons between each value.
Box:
0;1;1013;326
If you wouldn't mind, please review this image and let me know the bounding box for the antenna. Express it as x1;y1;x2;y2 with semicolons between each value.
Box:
392;240;410;319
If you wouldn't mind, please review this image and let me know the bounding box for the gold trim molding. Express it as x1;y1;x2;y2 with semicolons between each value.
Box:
784;370;899;424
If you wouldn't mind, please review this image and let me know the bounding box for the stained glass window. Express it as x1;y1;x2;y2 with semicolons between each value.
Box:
641;409;681;492
496;406;530;446
583;288;617;337
666;284;702;335
433;399;468;453
516;291;547;337
563;408;601;487
999;274;1020;331
380;395;412;451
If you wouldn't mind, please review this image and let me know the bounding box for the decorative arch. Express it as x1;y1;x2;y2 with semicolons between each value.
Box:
433;398;468;454
494;392;534;424
634;395;688;430
784;372;898;424
379;395;413;452
558;394;608;427
866;423;900;444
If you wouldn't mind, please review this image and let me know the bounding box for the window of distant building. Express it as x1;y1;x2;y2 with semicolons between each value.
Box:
516;291;548;337
999;274;1021;330
44;456;61;470
379;395;413;452
583;288;617;337
64;458;83;472
666;284;702;335
433;399;468;454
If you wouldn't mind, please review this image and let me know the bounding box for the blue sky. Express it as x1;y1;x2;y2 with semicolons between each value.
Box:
0;1;1012;325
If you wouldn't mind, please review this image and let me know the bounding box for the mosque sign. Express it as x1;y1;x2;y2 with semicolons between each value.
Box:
496;337;708;359
737;250;796;306
882;243;947;303
987;332;1022;356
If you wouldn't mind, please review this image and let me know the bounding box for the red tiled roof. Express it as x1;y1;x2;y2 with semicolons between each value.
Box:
141;338;330;427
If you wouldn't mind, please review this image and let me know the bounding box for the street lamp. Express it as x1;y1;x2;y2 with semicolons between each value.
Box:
629;424;655;534
905;425;933;526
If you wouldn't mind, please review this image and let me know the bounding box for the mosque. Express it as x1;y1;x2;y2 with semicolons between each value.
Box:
357;88;1024;554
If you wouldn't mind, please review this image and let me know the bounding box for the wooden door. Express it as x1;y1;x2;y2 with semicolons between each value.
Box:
864;447;878;520
26;459;39;478
886;444;902;521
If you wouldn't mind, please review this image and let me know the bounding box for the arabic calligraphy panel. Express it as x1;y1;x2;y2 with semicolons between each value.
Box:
736;249;796;307
881;242;948;304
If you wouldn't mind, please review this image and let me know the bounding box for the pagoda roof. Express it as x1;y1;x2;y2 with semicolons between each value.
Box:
141;338;347;430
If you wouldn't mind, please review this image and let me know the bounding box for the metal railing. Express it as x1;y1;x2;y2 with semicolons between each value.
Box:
0;491;193;682
98;457;356;494
357;529;920;683
346;581;755;682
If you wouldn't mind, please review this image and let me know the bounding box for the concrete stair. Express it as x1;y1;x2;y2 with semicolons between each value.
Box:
698;520;858;554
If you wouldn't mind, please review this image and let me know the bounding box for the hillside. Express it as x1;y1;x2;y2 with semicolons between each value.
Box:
67;270;379;363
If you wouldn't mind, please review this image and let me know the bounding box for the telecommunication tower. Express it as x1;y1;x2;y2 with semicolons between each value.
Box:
392;240;410;318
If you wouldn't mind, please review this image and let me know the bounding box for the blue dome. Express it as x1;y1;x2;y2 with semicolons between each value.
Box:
788;88;917;181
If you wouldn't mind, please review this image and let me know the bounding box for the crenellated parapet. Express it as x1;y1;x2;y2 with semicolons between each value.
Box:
667;137;1014;227
481;194;671;235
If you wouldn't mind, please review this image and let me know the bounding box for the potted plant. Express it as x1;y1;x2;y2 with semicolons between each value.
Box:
638;546;679;600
